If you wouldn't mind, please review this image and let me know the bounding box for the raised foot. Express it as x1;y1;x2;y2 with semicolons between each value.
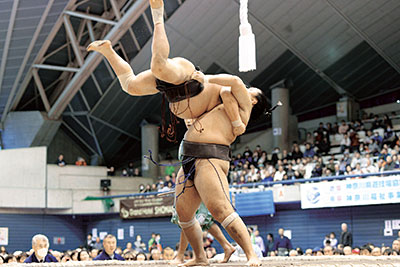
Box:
247;257;262;267
219;246;236;263
86;40;112;53
149;0;163;9
178;258;209;267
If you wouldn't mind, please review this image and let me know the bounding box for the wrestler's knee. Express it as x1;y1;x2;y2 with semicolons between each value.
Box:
175;201;193;222
207;202;234;223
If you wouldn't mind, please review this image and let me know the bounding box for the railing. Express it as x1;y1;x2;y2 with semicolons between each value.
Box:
86;170;400;199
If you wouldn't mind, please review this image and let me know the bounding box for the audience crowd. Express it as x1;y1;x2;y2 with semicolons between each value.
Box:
1;223;399;264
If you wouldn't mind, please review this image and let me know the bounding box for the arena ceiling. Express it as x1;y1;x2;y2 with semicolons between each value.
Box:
0;0;399;166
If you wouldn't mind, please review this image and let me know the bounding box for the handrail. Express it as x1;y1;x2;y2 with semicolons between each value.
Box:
85;170;400;200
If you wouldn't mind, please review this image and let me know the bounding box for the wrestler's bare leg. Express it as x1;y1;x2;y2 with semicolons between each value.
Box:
169;231;188;265
149;0;195;84
175;168;209;266
194;159;261;267
207;223;236;263
87;40;158;95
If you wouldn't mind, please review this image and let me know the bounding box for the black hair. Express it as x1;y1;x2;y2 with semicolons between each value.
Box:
249;89;268;122
77;250;89;261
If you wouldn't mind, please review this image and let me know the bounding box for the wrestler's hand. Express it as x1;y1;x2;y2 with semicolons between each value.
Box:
191;70;205;84
233;122;246;136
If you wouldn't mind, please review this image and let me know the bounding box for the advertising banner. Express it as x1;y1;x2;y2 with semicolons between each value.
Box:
301;176;400;209
120;195;174;219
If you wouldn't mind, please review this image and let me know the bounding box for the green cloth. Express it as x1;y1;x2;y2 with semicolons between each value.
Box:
165;165;176;176
171;202;214;231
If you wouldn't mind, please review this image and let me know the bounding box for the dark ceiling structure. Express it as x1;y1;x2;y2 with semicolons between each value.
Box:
0;0;399;166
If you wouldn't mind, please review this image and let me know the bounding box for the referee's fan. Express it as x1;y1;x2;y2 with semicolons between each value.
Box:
24;234;58;263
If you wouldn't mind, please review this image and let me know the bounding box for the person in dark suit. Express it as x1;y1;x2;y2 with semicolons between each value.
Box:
93;234;124;261
24;234;58;263
339;223;353;247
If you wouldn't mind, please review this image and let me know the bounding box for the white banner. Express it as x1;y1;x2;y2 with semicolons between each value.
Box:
301;175;400;209
0;228;8;246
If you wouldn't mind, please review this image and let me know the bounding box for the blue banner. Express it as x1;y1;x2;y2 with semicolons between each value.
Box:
235;191;275;216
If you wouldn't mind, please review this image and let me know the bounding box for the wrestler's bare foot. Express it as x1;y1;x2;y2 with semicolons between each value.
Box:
86;40;112;54
149;0;163;9
178;258;209;267
247;257;262;267
219;245;236;263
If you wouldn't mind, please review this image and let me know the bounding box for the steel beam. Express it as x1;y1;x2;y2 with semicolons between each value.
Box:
87;115;103;157
32;69;51;112
48;0;149;120
63;15;84;66
33;64;80;72
0;0;19;96
64;10;117;25
2;0;54;123
62;121;98;156
10;0;78;112
234;0;349;97
89;115;140;141
325;0;400;75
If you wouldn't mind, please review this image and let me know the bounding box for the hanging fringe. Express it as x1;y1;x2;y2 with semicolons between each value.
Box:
239;0;256;72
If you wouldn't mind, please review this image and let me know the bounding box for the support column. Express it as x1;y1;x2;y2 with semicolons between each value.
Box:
141;122;159;178
271;87;290;151
336;96;359;122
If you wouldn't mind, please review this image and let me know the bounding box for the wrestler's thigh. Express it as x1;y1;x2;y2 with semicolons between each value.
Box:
131;70;159;95
194;159;233;223
175;167;202;222
158;57;196;84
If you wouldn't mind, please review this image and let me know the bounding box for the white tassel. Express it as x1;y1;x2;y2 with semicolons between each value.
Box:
239;0;256;72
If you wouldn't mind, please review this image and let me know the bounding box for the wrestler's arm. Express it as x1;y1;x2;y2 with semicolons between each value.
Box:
219;87;246;136
206;74;252;112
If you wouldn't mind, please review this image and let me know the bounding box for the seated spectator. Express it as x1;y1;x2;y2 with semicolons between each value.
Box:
92;237;102;250
371;247;382;256
323;246;334;256
24;234;58;263
90;249;99;259
4;255;17;263
349;131;360;152
123;251;136;261
274;166;286;182
343;246;352;255
292;145;303;160
340;134;351;153
75;157;87;166
371;115;382;130
135;252;147;261
305;132;314;145
133;167;142;176
149;248;162;260
134;235;146;252
383;114;393;128
318;137;330;155
0;246;7;257
56;154;66;167
77;250;90;261
326;122;336;135
338;120;349;134
384;156;396;171
107;166;115;176
121;168;128;176
162;247;174;260
128;162;135;176
353;120;363;131
93;234;124;260
392;239;400;253
304;143;315;158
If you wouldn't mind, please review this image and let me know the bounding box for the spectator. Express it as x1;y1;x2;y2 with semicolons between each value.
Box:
94;234;124;260
383;114;392;128
323;246;334;256
371;115;382;130
0;255;3;264
304;143;315;158
135;252;147;261
90;249;99;259
343;246;352;256
340;134;350;153
75;157;87;166
338;120;349;134
339;223;353;247
306;132;314;145
134;235;146;252
133;167;142;177
85;234;94;250
371;247;382;256
292;145;303;160
124;242;133;253
162;247;174;260
123;252;136;261
56;154;66;167
318;137;330;155
329;232;338;248
148;233;156;250
274;166;286;182
384;156;396;171
254;230;265;256
107;166;115;176
24;234;58;263
78;250;90;261
125;162;133;176
0;246;7;257
93;237;102;250
4;255;17;263
392;239;400;253
121;169;128;176
149;248;162;260
273;228;292;256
